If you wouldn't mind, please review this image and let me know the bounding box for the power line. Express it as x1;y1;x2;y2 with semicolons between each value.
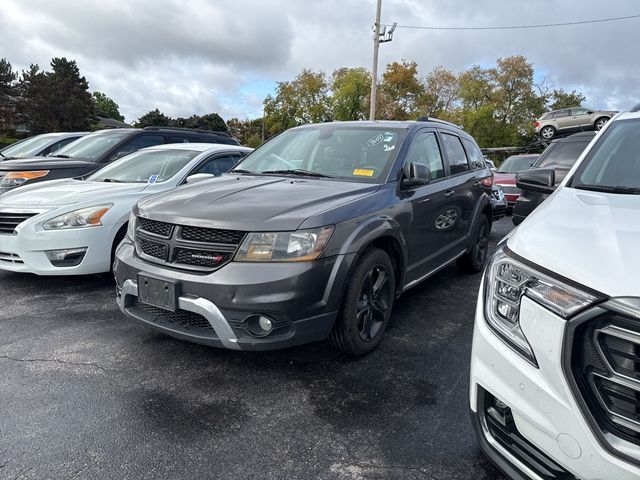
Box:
382;13;640;31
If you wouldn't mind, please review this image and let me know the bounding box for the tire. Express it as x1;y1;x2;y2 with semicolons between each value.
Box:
329;248;395;356
457;215;490;274
539;125;555;140
110;224;128;273
594;117;609;131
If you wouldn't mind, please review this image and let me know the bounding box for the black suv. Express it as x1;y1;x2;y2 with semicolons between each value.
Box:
0;127;240;194
512;131;595;225
114;120;493;355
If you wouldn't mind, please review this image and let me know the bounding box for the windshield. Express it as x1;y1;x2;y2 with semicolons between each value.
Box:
498;156;536;173
87;148;201;183
52;131;130;160
572;118;640;193
1;135;56;158
233;125;407;183
535;141;591;168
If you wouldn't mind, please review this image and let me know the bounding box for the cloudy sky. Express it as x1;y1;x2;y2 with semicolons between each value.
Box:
1;0;638;122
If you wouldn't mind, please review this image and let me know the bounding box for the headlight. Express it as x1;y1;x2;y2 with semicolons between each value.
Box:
484;246;598;366
43;204;112;230
126;211;137;240
235;226;334;262
0;170;50;188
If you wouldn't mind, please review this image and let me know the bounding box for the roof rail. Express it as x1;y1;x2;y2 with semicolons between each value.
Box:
416;116;463;130
143;126;231;136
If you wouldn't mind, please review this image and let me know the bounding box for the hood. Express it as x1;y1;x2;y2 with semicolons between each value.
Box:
0;157;94;172
493;172;516;184
0;178;148;208
508;187;640;297
137;174;380;231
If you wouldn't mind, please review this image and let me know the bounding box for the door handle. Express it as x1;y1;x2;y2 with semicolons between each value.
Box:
473;181;482;187
444;190;455;198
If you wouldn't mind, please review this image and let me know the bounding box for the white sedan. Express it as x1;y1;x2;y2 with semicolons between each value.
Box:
0;143;252;275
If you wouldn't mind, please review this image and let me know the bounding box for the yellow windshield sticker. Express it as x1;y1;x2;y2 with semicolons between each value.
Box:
353;168;375;177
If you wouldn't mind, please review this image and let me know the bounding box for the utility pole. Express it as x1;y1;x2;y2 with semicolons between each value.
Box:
369;0;396;121
369;0;382;121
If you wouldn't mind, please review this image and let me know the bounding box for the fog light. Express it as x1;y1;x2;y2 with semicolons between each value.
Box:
45;247;88;267
259;316;273;332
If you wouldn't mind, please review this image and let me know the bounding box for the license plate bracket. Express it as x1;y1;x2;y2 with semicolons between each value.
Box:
137;273;180;312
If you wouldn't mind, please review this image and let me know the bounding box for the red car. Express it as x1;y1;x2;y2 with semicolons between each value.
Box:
493;154;538;210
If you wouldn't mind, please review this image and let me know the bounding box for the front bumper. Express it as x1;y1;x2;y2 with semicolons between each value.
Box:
470;284;640;480
0;226;115;275
114;239;356;351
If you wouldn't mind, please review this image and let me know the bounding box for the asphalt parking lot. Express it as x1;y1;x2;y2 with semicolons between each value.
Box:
0;218;513;480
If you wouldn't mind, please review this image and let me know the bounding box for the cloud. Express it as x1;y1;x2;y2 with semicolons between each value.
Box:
0;0;638;122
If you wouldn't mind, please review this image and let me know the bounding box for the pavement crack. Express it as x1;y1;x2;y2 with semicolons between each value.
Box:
0;354;110;373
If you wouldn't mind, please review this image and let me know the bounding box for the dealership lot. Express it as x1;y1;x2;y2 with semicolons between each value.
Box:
0;218;511;480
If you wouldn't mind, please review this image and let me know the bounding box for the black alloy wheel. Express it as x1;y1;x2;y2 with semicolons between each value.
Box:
457;215;490;273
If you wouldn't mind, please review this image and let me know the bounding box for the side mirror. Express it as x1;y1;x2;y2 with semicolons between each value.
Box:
186;173;215;184
586;111;594;115
402;162;430;187
516;168;556;194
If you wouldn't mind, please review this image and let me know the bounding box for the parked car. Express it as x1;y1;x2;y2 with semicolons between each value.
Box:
489;184;506;221
512;131;596;225
0;127;240;194
493;154;538;210
0;132;88;160
0;143;250;276
470;111;640;479
114;119;493;355
534;106;618;140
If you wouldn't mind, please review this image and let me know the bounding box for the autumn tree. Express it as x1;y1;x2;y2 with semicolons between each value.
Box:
331;67;370;121
547;88;586;110
92;91;124;121
378;60;424;120
421;66;459;118
227;117;263;147
263;69;331;136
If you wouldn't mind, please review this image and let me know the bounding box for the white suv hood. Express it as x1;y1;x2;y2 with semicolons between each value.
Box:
0;179;147;208
508;187;640;297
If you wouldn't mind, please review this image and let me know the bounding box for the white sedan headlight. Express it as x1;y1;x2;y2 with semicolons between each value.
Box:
43;204;113;230
234;226;334;262
484;246;599;366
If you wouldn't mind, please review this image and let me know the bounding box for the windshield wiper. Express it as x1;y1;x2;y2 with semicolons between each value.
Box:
49;154;71;158
574;184;640;194
102;178;124;183
261;169;334;179
230;169;254;174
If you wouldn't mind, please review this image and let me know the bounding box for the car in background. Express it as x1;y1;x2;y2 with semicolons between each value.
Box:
493;154;538;210
470;109;640;480
0;143;251;276
534;106;618;140
0;132;88;160
114;119;494;355
512;131;596;225
0;127;240;194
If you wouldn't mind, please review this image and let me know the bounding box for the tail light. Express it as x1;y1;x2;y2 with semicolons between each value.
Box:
533;121;540;127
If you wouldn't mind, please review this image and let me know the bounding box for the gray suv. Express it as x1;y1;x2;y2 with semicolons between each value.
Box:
534;106;618;139
114;119;493;355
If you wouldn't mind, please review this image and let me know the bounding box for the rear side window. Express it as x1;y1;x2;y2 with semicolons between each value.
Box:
194;155;240;176
461;138;485;170
403;131;445;180
111;134;165;160
554;110;570;119
441;133;470;175
536;141;591;168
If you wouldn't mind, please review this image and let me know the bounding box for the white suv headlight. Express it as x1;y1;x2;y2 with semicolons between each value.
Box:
484;246;599;366
43;204;113;230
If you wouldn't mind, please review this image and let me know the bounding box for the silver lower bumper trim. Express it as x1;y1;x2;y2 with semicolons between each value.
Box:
118;279;241;350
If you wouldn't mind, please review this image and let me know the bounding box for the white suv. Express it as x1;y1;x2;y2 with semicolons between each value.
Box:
470;111;640;479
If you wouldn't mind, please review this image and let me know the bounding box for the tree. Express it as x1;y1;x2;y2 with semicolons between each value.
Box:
331;67;370;121
48;57;92;131
548;88;586;111
16;64;52;133
421;66;459;118
227;117;263;147
92;91;124;121
134;108;171;127
0;58;17;136
264;69;331;136
378;60;424;120
173;113;227;132
0;58;16;97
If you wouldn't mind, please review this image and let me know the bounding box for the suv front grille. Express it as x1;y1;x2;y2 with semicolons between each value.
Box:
135;216;245;272
133;299;214;331
572;312;640;450
0;211;38;234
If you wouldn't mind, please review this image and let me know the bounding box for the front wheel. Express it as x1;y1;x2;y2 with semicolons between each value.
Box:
330;248;395;356
594;117;609;131
539;125;555;140
457;215;490;273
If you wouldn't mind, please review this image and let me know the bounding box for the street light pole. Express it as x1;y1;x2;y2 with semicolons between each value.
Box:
369;0;382;121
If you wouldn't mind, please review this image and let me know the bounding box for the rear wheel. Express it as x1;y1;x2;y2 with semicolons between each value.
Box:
329;248;395;356
540;125;555;140
594;117;609;131
110;224;128;273
457;215;490;273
